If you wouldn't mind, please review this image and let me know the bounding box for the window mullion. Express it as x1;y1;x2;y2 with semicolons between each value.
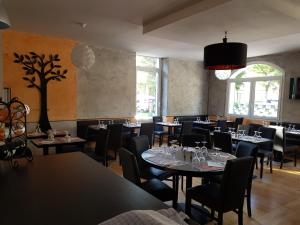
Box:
249;81;256;117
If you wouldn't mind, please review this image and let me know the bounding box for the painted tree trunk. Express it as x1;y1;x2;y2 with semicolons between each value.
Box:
39;80;51;131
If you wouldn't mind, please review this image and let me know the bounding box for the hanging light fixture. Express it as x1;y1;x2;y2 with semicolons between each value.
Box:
215;70;232;80
204;31;247;80
0;0;10;29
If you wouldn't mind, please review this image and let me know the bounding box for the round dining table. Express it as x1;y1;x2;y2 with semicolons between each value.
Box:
142;146;236;190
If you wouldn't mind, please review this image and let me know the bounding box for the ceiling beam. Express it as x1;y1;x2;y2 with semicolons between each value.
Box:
143;0;231;34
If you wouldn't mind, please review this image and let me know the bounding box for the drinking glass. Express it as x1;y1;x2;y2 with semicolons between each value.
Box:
292;125;296;131
201;141;208;158
288;124;292;131
35;124;41;133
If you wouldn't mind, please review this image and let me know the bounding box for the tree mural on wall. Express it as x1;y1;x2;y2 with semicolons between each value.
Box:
13;52;68;131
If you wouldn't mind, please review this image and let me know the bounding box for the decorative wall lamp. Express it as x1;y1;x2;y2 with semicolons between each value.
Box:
0;0;10;29
204;31;247;80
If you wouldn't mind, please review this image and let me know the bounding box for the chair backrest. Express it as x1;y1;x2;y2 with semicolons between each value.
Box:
182;134;204;147
217;120;227;132
192;128;212;149
237;124;250;135
213;132;233;154
235;141;258;189
153;116;163;132
236;141;258;158
140;123;154;148
248;123;263;136
220;157;254;211
128;135;150;170
258;126;276;151
234;117;244;129
270;126;285;153
119;148;141;185
200;115;208;121
95;129;110;157
107;124;123;150
180;121;194;136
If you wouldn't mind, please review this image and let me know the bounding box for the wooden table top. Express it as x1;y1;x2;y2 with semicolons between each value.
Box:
0;152;167;225
27;130;67;139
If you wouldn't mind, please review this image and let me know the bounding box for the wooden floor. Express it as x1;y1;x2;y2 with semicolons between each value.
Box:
108;148;300;225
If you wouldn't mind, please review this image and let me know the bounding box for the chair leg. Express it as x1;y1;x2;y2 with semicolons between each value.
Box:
295;149;297;167
260;156;264;179
181;176;184;191
185;192;192;216
255;158;258;170
270;155;273;174
280;152;284;169
246;187;252;217
159;135;162;146
238;207;244;225
217;212;223;225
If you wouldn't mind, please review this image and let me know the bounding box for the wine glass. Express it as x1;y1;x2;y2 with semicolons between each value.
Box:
292;125;296;131
195;141;200;149
257;131;262;139
201;141;208;158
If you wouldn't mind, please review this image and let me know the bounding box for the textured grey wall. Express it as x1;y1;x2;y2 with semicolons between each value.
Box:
208;50;300;123
162;58;208;116
76;46;136;119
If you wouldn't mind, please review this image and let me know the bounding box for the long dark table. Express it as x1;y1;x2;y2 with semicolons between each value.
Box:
0;152;167;225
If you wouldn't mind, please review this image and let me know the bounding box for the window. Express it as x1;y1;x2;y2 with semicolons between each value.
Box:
136;55;160;120
227;63;283;119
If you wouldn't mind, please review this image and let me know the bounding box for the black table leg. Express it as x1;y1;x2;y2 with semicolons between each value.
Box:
43;146;49;155
167;127;172;146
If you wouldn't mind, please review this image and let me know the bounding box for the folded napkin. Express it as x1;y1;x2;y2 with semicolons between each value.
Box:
98;208;189;225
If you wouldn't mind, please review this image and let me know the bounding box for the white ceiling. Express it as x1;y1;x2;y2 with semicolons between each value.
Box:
4;0;300;60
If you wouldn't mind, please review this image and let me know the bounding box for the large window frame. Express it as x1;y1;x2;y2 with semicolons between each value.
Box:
136;55;161;120
225;61;284;120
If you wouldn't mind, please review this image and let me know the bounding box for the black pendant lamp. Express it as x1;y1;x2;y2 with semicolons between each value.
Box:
204;32;247;70
0;0;10;29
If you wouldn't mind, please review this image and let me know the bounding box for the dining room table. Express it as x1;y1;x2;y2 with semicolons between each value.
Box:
155;122;182;145
231;134;273;145
31;136;86;155
0;152;167;225
27;130;67;139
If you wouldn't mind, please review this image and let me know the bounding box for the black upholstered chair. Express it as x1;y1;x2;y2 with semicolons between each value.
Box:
170;121;194;145
119;148;177;208
192;127;212;149
216;120;227;132
107;123;123;160
248;123;263;136
128;135;174;181
272;126;299;169
181;134;205;147
86;129;111;166
153;116;168;146
186;157;254;225
257;126;276;178
234;117;244;130
139;122;154;148
213;132;233;154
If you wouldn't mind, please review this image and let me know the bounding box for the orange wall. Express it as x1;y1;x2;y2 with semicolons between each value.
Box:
2;30;77;122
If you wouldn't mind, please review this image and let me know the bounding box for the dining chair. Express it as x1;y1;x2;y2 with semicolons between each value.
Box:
192;127;212;149
257;126;276;178
213;132;233;154
153;116;168;146
234;117;244;130
107;123;123;160
170;121;194;145
216;120;227;132
181;134;205;147
272;126;299;168
128;135;175;181
207;141;258;217
119;148;177;208
237;124;250;135
86;129;111;166
139;122;154;148
248;123;263;136
185;157;254;225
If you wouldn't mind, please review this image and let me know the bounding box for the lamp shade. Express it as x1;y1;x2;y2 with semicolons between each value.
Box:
0;0;10;29
204;41;247;70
